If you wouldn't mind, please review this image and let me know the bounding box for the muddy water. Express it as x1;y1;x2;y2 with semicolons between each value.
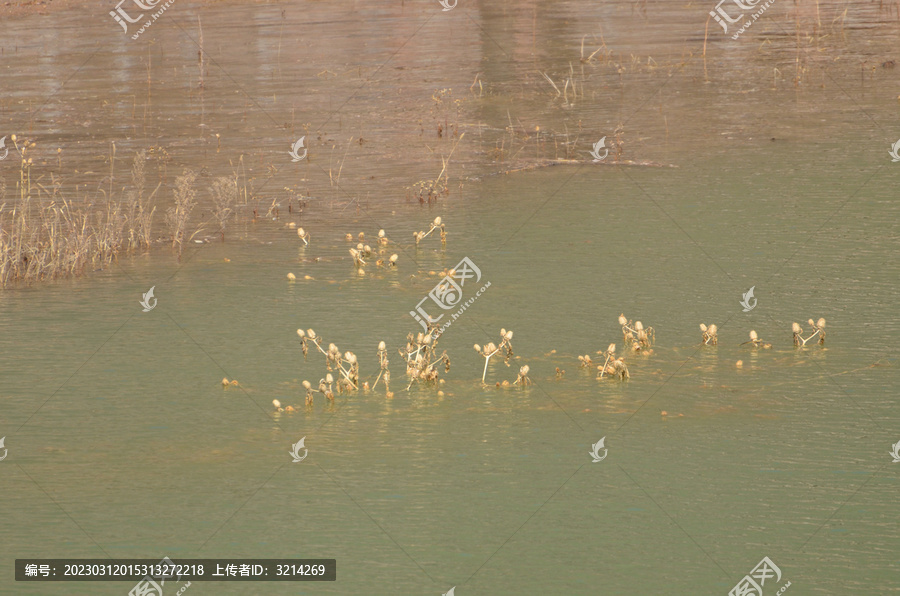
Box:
2;0;900;594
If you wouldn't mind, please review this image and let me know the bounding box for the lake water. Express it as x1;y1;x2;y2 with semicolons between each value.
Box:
1;0;899;594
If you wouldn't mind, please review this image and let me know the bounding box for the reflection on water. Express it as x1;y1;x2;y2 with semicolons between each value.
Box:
2;0;900;594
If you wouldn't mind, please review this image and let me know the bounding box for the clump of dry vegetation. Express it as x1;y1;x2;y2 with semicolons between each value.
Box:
0;141;163;286
210;175;238;240
165;169;199;252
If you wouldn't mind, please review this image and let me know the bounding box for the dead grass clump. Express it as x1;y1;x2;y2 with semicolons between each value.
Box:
165;169;198;252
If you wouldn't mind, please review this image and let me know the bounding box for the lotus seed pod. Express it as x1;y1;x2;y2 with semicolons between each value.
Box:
221;378;229;386
345;233;353;241
709;324;717;334
750;330;758;340
424;334;433;345
297;329;305;337
326;373;334;383
416;332;424;343
287;272;296;280
364;245;372;253
635;321;644;331
358;268;365;275
349;248;358;257
378;341;386;351
348;353;358;364
302;380;311;389
434;216;442;226
298;227;305;237
358;232;365;240
608;343;616;353
474;344;481;352
329;343;337;352
389;254;398;264
272;399;281;408
618;314;627;325
505;331;514;340
357;243;364;251
700;323;707;332
487;342;497;353
792;322;801;333
817;318;826;328
378;229;385;238
520;365;530;375
447;269;456;277
501;328;507;336
288;222;296;229
307;329;316;338
808;318;815;327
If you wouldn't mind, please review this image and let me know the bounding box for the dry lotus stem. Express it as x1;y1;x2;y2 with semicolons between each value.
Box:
373;341;390;391
302;380;314;405
514;365;532;386
475;329;514;383
700;323;718;345
742;329;772;349
598;356;629;380
296;328;309;358
793;318;826;346
376;253;399;268
598;343;617;378
414;216;445;246
402;330;445;390
349;247;366;267
619;314;653;347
